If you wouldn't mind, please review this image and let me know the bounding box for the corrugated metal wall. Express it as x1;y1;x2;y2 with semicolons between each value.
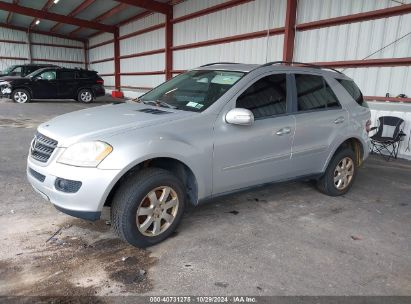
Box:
173;0;285;70
89;33;115;87
0;27;29;71
120;13;165;89
83;0;410;99
295;0;411;97
0;26;85;72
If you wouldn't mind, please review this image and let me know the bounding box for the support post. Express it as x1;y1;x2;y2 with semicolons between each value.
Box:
165;9;173;80
114;28;121;91
283;0;297;62
84;40;88;69
27;31;32;63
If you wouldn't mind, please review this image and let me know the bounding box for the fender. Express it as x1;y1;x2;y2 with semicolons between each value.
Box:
96;137;211;211
322;135;369;173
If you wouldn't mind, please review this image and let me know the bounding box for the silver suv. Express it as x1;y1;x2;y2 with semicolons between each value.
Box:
27;62;371;247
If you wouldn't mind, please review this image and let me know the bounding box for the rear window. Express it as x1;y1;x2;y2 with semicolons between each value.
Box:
59;71;76;80
295;74;340;111
78;70;97;79
337;79;367;107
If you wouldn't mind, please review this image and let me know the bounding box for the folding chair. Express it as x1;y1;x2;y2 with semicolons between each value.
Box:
370;116;406;161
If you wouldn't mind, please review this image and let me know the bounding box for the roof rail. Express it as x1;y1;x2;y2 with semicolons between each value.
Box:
200;62;239;67
258;61;343;74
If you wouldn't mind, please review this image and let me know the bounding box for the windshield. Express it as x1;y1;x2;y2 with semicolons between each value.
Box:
3;65;17;74
26;68;46;78
139;70;245;112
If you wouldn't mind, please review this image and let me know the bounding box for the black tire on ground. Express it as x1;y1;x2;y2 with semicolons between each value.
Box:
316;147;357;196
11;89;31;103
111;168;186;248
77;89;94;103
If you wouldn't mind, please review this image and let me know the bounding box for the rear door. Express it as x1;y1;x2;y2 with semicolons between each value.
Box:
291;73;348;176
57;70;79;98
212;73;296;195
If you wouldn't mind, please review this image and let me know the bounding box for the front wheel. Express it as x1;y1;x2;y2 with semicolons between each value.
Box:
78;89;93;103
316;148;357;196
12;89;31;103
111;168;185;248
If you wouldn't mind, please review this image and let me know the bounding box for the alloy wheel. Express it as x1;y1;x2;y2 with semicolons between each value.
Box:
333;157;354;190
14;91;28;103
136;186;179;237
80;91;92;102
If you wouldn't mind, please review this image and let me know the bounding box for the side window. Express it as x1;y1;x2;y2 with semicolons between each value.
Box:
295;74;340;111
9;66;22;76
236;74;287;119
25;66;38;76
59;71;76;80
38;70;56;80
337;79;366;107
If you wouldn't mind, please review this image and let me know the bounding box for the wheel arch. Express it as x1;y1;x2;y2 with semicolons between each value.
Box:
103;157;199;209
12;86;33;98
323;137;366;172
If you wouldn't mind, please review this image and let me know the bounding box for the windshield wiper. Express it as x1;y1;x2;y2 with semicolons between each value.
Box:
143;100;178;109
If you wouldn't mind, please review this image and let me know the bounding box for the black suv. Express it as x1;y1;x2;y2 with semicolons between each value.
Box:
0;64;57;77
0;67;105;103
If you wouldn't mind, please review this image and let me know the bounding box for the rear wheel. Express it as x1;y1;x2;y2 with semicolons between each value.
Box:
12;89;31;103
111;168;185;248
78;89;93;103
316;148;357;196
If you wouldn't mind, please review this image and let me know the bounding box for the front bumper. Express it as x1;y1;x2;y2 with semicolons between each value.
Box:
27;155;120;221
0;86;11;98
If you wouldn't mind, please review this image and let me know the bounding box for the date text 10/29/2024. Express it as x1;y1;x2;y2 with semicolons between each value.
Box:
149;296;257;303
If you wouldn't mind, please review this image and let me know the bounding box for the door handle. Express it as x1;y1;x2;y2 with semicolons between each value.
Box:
334;116;345;124
276;127;291;136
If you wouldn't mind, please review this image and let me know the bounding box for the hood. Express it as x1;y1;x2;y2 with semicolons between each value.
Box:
37;103;196;147
0;76;29;82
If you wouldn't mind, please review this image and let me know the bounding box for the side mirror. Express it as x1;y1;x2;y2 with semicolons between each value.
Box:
225;108;254;126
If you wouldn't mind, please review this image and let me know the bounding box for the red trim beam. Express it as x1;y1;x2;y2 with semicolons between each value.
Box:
0;1;115;32
171;0;253;23
365;96;411;103
297;3;411;31
313;58;411;68
115;0;172;15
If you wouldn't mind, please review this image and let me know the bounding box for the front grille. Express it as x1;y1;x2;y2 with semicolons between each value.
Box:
30;132;58;163
28;168;46;182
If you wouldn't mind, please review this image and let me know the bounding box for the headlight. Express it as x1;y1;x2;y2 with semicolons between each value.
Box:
0;81;10;86
57;141;113;167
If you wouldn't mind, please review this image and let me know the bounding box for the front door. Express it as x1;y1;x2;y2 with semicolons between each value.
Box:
212;73;296;195
32;69;58;99
291;73;349;175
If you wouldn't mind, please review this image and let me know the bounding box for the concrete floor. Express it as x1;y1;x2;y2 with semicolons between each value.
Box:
0;98;410;298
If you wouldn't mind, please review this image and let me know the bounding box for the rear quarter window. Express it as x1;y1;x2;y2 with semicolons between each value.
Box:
337;79;367;107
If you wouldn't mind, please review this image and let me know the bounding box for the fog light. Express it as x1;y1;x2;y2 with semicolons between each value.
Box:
55;178;82;193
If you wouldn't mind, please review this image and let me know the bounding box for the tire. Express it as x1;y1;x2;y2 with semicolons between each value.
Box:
78;89;93;103
316;147;357;196
12;89;31;103
111;168;186;248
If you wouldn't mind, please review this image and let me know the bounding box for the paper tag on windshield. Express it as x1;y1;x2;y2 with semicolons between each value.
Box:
186;101;199;107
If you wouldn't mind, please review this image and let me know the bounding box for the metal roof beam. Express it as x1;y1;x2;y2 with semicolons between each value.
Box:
0;1;115;32
69;3;128;36
29;0;55;28
50;0;96;33
115;0;172;14
6;0;19;24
